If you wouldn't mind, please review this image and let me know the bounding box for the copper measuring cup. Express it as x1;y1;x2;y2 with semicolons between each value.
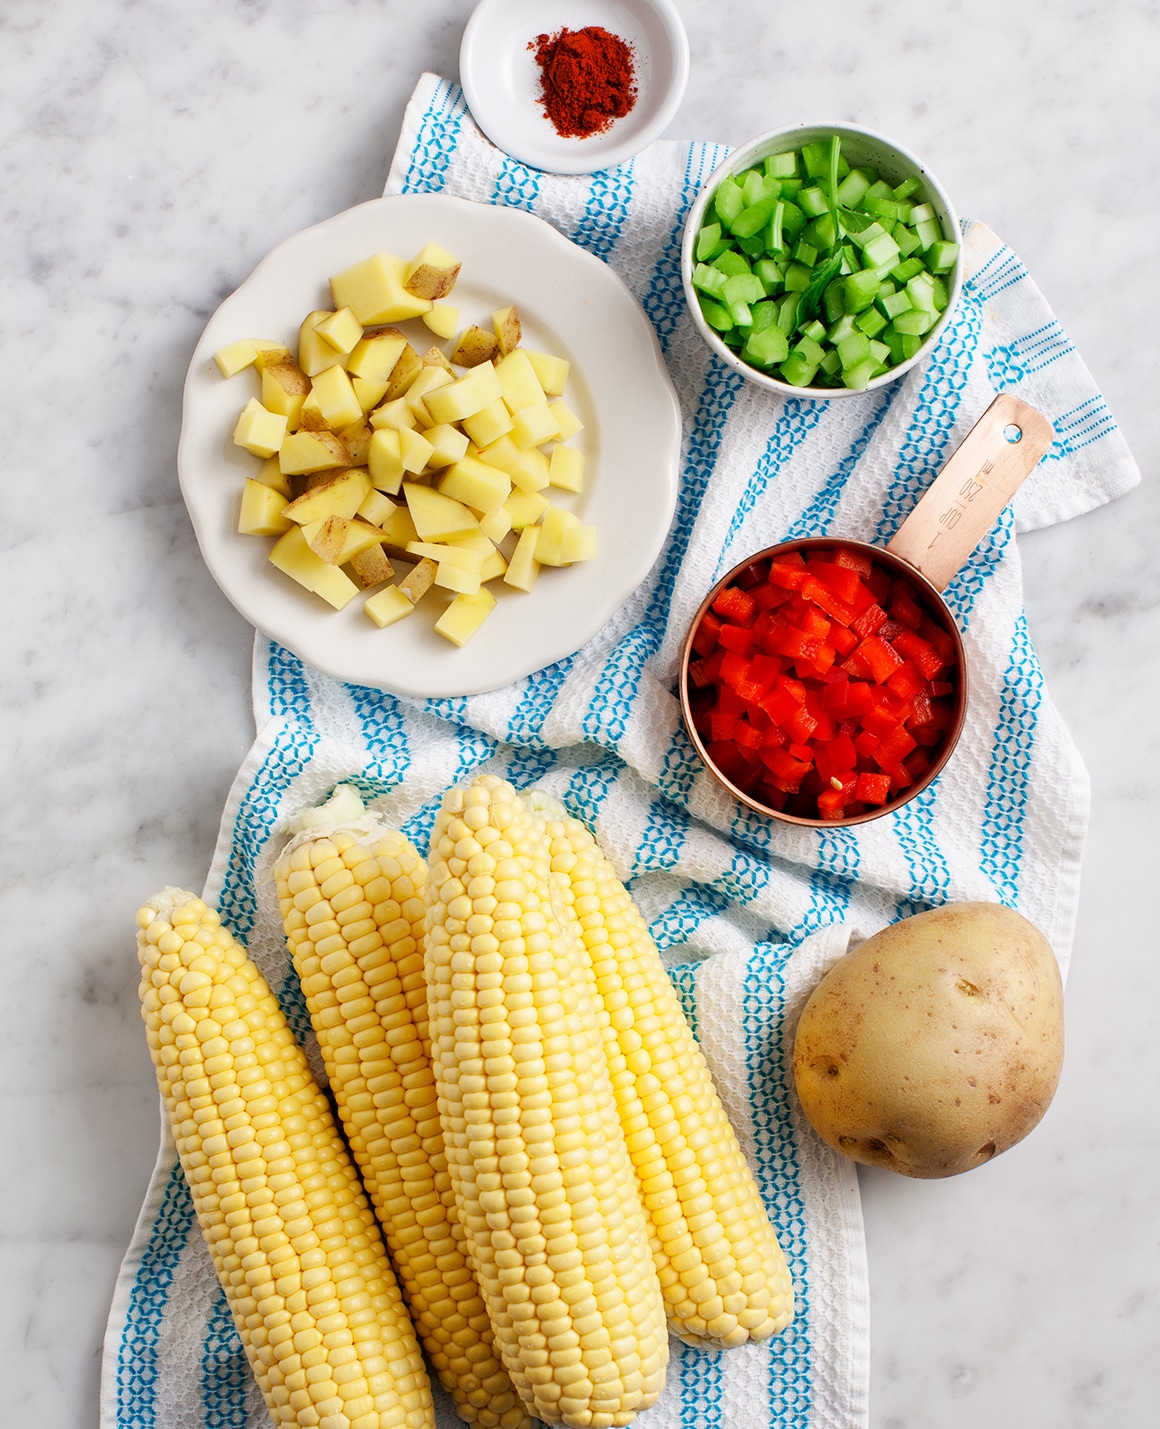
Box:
678;393;1055;826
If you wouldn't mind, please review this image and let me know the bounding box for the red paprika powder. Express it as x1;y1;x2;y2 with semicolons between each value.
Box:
530;27;637;139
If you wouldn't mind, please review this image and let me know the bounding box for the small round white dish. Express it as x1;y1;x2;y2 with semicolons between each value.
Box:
460;0;689;175
179;193;682;699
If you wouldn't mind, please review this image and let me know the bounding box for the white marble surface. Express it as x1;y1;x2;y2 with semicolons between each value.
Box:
1;1;1156;1425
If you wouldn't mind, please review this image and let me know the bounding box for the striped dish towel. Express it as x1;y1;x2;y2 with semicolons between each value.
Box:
103;73;1139;1429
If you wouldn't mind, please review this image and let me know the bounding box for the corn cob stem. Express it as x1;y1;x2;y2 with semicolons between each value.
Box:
427;776;668;1429
274;806;531;1429
136;888;434;1429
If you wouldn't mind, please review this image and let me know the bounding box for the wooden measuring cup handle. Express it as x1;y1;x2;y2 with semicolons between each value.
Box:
885;393;1055;593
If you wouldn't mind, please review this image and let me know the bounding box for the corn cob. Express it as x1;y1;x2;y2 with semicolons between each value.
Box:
136;887;434;1429
532;799;795;1349
273;804;531;1429
426;776;668;1429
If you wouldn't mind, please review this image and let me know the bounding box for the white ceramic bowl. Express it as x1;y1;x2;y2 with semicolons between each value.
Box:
460;0;689;175
681;122;963;399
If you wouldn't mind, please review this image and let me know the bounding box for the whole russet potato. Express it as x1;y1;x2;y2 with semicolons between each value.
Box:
792;903;1064;1178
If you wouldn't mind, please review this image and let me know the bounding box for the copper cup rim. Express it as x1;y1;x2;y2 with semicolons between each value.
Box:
678;536;970;828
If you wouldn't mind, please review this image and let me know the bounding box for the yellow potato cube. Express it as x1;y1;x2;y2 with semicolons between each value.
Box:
495;349;545;413
269;526;360;609
504;488;549;530
475;434;550;493
535;505;581;566
398;557;438;604
399;425;435;474
238;478;292;536
439;457;511;516
423;304;460;340
364;584;414;627
233;399;288;458
282;468;371;524
352;375;389;414
330;251;432;324
478;505;513;543
406;542;485;575
404;483;479;541
422;345;455;376
434;562;482;596
549;400;584;442
424;423;470;470
301;514;352;564
511;400;559;450
493;305;522;356
525;349;571;397
434;589;497;646
336;417;372;466
298;311;346;378
443;529;509;582
252;343;294;373
404;243;461;300
423;363;503;425
450;325;498;367
311;365;363;430
254;456;292;499
560;524;597;564
368;428;404;494
296;391;330;431
279;428;349;475
261;361;310;429
315;306;363;355
503;525;541;592
348;544;395;589
379;505;419;559
346;329;408;383
461;399;514;449
384;343;422;400
548;445;585;493
404;366;453;426
357;488;396;526
369;397;415;431
214;339;261;379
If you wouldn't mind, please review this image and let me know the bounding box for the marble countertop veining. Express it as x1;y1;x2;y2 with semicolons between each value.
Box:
1;1;1157;1425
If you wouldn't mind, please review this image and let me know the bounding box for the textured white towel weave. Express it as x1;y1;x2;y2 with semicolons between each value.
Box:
102;73;1139;1429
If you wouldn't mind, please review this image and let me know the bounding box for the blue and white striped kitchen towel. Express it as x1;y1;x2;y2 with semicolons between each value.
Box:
103;73;1139;1429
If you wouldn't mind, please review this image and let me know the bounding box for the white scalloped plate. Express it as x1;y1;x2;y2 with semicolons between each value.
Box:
179;193;681;698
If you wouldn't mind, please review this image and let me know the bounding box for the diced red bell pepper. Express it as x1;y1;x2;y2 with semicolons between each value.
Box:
710;708;739;742
892;627;944;679
692;610;722;656
866;564;892;601
854;730;880;761
828;731;858;769
705;740;748;785
735;560;768;590
719;651;751;690
886;660;925;703
909;689;934;726
799;605;832;639
850;602;887;639
759;683;800;725
829;624;859;656
768;557;809;590
833;546;873;578
760;747;812;781
855;771;891;804
853;634;905;684
930;680;954;697
904;748;932;780
886;761;914;793
807;560;864;605
761;724;788;750
786;704;818;743
801;575;856;626
878;618;906;643
713;585;757;625
754;582;795;611
817;784;853;819
874;726;918;770
690;649;724;688
888;582;924;630
787;741;814;764
747;652;780;688
718;623;756;656
733;717;763;752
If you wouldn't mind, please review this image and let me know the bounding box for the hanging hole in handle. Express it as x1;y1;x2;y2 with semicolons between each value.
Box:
1003;424;1022;444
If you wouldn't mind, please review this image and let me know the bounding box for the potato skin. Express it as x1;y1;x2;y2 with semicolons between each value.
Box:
792;903;1064;1178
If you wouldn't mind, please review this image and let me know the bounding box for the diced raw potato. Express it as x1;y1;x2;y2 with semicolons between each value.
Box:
478;505;513;543
423;304;460;339
315;307;363;355
238;478;292;536
511;400;558;450
424;423;470;469
398;426;435;474
398;556;438;604
215;338;282;379
298;311;346;378
254;456;292;499
282;468;371;525
450;325;498;367
406;541;485;575
346;330;407;383
330;252;433;324
279;428;349;475
302;515;383;565
444;530;509;582
405;366;453;426
504;488;549;530
384;343;422;400
368;429;404;493
364;583;414;627
311;365;363;430
233;399;287;458
261;362;310;428
434;562;482;596
493;305;522;356
438;456;511;515
526;349;571;396
269;525;360;609
403;483;479;541
348;544;394;589
548;445;584;493
435;589;497;646
495;349;545;413
404;243;461;300
421;345;455;377
352;375;389;414
369;397;415;431
504;525;541;592
336;417;372;466
461;399;513;449
476;435;550;493
379;505;419;559
560;524;597;564
548;399;583;441
357;488;395;525
252;344;294;373
423;363;503;425
535;506;582;566
297;391;329;430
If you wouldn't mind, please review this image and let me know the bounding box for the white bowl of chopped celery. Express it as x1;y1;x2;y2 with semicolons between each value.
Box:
681;122;963;397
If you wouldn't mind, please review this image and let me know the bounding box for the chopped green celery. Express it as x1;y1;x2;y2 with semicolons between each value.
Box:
901;332;924;359
892;307;935;336
780;353;820;387
883;328;907;364
794;334;826;367
895;225;922;258
695;222;723;262
845;219;886;251
792;240;818;269
842;357;878;390
835;167;875;208
878;288;913;320
839;247;858;276
754;258;784;293
837;331;871;370
798;186;829;218
868;339;890;365
862;195;905;222
855;307;888;338
864;180;893;202
750;300;779;333
699;296;733;332
732;196;778;238
862;230;901;270
778;177;804;196
801;141;831;179
892;175;923;200
780;202;807;239
742;325;790;368
802;319;827;343
723;328;744;349
822;279;846;324
738;234;766;256
843;268;880;312
890;256;925;283
777;293;801;334
783;262;812;293
713;250;752;277
766;202;786;254
818;347;842;376
877;279;897;297
930;274;950;310
915;217;942;250
765;151;799;179
828;311;858;343
692;262;728;298
714;178;744;230
906;271;937;312
727;299;753;326
740;169;766;207
927;240;959;273
803;213;838;251
909;202;935;224
723;272;765;306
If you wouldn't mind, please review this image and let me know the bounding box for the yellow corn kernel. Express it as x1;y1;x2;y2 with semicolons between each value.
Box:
427;776;668;1429
135;888;434;1429
275;803;531;1429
